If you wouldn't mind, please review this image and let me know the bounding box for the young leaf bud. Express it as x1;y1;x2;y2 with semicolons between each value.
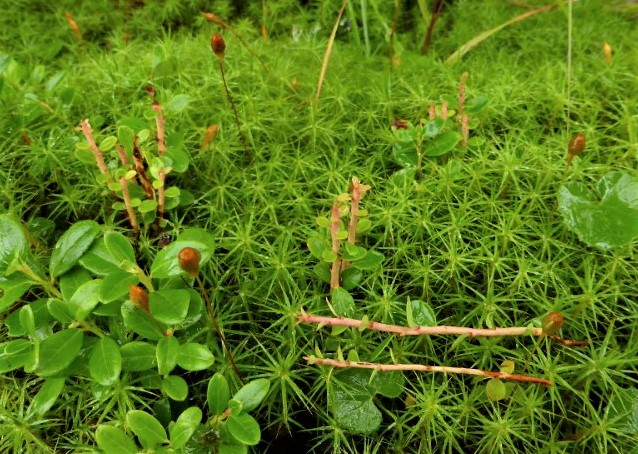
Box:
567;133;586;166
178;247;201;277
542;312;564;336
211;33;226;59
129;285;149;313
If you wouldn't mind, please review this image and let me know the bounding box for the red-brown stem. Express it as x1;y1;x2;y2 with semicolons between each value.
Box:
218;60;250;160
304;356;552;386
157;168;166;223
194;275;243;384
348;178;361;245
330;200;342;290
119;177;139;233
428;104;436;120
64;11;82;43
461;114;469;147
300;313;543;337
420;0;445;55
153;103;166;156
132;139;154;200
115;144;129;165
458;72;469;119
441;101;448;121
80;119;113;184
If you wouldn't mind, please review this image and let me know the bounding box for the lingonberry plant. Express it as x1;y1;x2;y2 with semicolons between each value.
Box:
0;213;226;415
391;72;488;179
76;86;193;239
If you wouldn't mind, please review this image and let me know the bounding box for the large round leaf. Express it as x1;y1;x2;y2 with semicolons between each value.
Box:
558;171;638;249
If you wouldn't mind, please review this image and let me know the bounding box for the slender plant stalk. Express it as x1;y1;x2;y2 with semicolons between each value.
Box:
329;200;342;290
316;0;349;103
80;119;113;184
566;0;573;137
64;11;82;43
119;177;139;234
132;139;154;199
195;275;243;384
389;0;400;66
218;60;250;159
202;12;272;76
420;0;445;55
304;356;552;386
298;313;587;346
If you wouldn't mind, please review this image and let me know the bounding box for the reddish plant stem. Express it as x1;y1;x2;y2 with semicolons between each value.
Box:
420;0;445;55
347;177;369;244
298;312;587;346
458;72;469;119
329;200;342;290
194;275;243;384
64;11;82;43
152;102;167;230
119;177;139;233
80;119;113;184
304;356;552;386
132;138;154;200
461;114;469;147
115;144;129;165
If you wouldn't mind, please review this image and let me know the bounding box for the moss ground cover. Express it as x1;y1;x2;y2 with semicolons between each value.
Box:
1;1;638;452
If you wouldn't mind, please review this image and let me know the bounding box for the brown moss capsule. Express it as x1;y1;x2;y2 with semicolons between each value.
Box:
178;247;201;277
129;285;149;313
211;33;226;59
567;133;586;167
542;312;564;336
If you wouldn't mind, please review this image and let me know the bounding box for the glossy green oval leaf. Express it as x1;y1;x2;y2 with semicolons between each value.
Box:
89;337;121;386
0;339;33;373
558;171;638;249
0;214;28;275
100;271;139;303
162;374;188;401
485;378;507;401
423;118;445;138
227;413;261;446
165;94;190;114
126;410;167;449
149;289;190;325
27;377;65;418
68;279;102;321
47;298;72;323
37;329;84;377
406;299;436;327
95;425;138;454
121;341;157;372
79;239;121;276
150;241;210;279
207;372;230;415
121;301;166;340
59;267;92;301
104;231;136;267
350;250;384;271
425;130;461;157
0;274;33;313
50;220;100;278
341;267;363;291
233;379;270;413
176;342;214;371
156;336;180;376
169;406;202;449
331;287;355;317
307;237;329;260
331;370;381;435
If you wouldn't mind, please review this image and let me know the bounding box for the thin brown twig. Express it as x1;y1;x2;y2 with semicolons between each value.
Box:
329;201;342;290
218;60;251;160
316;0;349;103
119;177;139;234
194;275;243;384
420;0;445;55
304;356;552;386
80;119;113;184
298;313;586;347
